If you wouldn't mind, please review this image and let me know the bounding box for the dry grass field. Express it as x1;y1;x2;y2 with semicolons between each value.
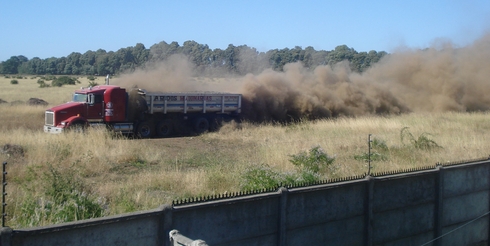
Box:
2;75;490;228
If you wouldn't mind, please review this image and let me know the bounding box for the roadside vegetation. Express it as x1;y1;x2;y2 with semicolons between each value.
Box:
1;76;490;228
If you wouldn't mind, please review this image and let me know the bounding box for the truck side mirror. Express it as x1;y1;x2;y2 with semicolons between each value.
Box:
88;94;95;105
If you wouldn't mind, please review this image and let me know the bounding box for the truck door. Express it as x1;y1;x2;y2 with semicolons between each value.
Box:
86;93;104;120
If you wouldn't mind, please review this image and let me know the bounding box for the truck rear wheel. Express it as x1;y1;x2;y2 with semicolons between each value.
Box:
136;121;155;138
156;120;173;137
209;116;223;132
194;117;209;134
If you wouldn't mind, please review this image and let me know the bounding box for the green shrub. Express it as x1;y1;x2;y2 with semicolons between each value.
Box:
240;164;323;191
51;76;80;87
354;138;389;162
241;165;281;191
240;153;328;191
37;79;49;88
16;164;106;227
43;75;56;81
10;79;18;85
88;81;98;87
400;127;442;150
289;146;335;173
354;152;388;162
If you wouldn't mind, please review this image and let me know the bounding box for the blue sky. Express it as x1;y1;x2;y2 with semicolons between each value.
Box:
1;0;489;61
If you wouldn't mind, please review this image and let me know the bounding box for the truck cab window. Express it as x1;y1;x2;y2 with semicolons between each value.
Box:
94;95;103;103
87;94;103;105
73;93;88;102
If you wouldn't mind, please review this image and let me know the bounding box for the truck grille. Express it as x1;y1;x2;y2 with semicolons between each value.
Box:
45;111;54;126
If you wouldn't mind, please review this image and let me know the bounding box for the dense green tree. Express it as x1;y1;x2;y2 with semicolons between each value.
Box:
234;45;268;75
81;50;96;66
1;55;27;74
29;57;44;74
149;41;181;62
96;53;110;75
44;57;58;75
182;40;213;72
149;41;169;61
0;41;387;75
133;43;149;66
327;45;356;66
223;44;240;73
65;52;82;74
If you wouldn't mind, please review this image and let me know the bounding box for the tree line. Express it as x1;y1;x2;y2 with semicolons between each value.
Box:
0;41;387;76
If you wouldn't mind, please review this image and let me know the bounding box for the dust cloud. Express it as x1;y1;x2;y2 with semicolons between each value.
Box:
240;62;409;122
241;33;490;122
113;54;196;92
113;33;490;123
113;54;242;93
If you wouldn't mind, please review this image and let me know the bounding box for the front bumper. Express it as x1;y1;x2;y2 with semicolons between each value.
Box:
44;125;64;134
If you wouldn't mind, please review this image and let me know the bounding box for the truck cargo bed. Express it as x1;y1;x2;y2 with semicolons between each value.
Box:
145;92;242;114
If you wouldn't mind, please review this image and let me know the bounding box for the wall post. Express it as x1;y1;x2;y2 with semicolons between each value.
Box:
365;175;374;246
434;166;443;246
277;187;288;246
159;204;173;246
0;227;12;246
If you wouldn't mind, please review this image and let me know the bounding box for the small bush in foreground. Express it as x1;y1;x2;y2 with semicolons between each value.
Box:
15;164;107;227
10;79;18;85
240;164;321;191
289;145;335;173
241;146;335;191
400;127;442;150
354;138;389;162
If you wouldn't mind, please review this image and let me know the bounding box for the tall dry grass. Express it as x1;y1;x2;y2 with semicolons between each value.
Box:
2;76;490;228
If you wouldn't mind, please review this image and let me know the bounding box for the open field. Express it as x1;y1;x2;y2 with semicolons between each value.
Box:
2;75;490;228
0;75;107;105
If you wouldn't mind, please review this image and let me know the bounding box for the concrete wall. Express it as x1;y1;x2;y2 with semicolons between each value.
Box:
2;160;490;246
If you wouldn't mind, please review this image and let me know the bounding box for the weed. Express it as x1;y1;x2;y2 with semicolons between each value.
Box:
354;138;389;162
110;156;150;174
111;188;139;213
48;142;71;161
240;165;280;191
289;145;335;173
240;146;334;191
400;127;442;150
14;164;106;227
88;81;98;87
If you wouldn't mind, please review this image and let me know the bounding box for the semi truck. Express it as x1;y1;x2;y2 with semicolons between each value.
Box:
44;77;242;138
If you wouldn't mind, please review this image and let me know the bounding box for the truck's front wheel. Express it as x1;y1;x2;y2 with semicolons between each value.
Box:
136;121;155;138
68;122;86;133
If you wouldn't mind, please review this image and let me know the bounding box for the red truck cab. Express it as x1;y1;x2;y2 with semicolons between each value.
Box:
44;85;128;133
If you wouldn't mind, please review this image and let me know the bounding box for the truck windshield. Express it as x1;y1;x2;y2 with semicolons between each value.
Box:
73;93;88;102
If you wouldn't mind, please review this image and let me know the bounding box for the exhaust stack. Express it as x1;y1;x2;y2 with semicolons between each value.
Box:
105;74;110;85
